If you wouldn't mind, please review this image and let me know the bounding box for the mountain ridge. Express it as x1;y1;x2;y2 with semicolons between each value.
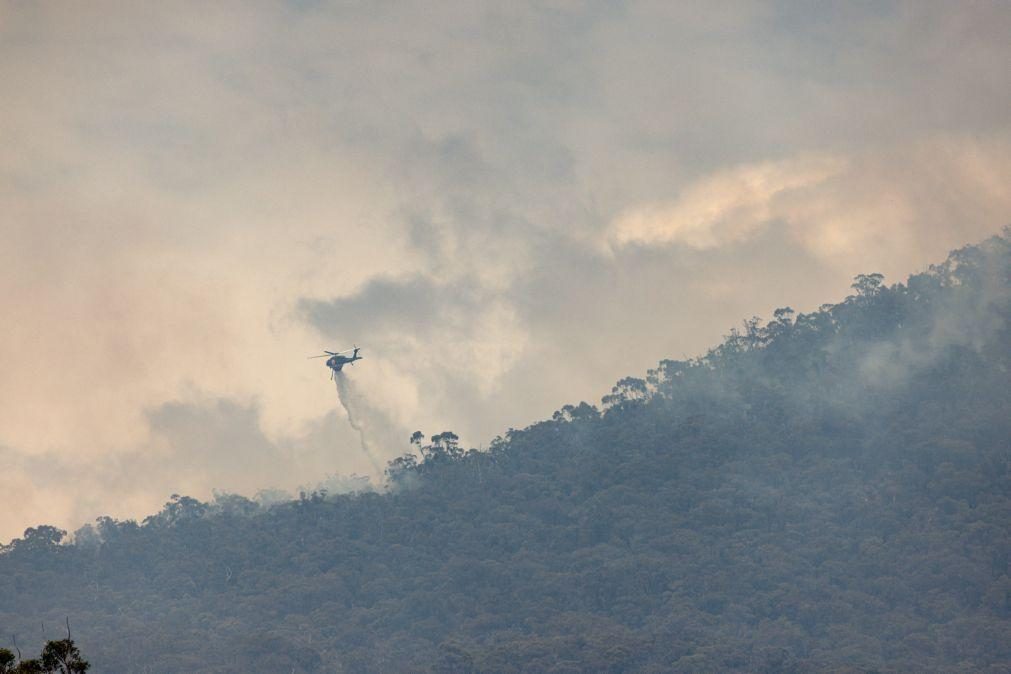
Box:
2;230;1009;673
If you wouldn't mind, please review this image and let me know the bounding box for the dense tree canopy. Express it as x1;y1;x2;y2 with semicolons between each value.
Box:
2;232;1009;672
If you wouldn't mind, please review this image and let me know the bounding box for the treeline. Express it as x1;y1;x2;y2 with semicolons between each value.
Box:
0;638;89;673
1;231;1009;672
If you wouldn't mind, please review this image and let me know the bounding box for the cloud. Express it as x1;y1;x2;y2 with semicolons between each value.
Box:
1;1;1010;540
605;136;1011;280
301;276;478;337
606;155;846;250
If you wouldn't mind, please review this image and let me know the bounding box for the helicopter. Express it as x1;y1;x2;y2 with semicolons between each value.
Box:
309;346;363;379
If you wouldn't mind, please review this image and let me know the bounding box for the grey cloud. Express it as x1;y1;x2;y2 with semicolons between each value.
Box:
300;275;485;338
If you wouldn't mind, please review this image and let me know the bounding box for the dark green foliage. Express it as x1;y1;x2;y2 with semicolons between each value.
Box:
0;641;88;674
2;232;1010;672
40;641;89;674
0;649;14;673
10;661;42;674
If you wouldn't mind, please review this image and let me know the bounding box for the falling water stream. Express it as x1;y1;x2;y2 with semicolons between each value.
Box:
333;372;383;475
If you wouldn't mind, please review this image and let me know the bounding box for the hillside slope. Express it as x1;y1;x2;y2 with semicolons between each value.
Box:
2;232;1010;673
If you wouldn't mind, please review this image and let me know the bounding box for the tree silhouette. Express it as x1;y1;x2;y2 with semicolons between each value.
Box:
0;641;88;674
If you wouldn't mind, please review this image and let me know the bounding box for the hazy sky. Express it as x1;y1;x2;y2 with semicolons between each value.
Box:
1;1;1009;541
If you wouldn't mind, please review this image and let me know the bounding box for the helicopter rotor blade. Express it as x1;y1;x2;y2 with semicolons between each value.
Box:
308;355;329;359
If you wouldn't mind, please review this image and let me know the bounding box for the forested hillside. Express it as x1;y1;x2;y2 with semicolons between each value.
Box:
2;232;1009;673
